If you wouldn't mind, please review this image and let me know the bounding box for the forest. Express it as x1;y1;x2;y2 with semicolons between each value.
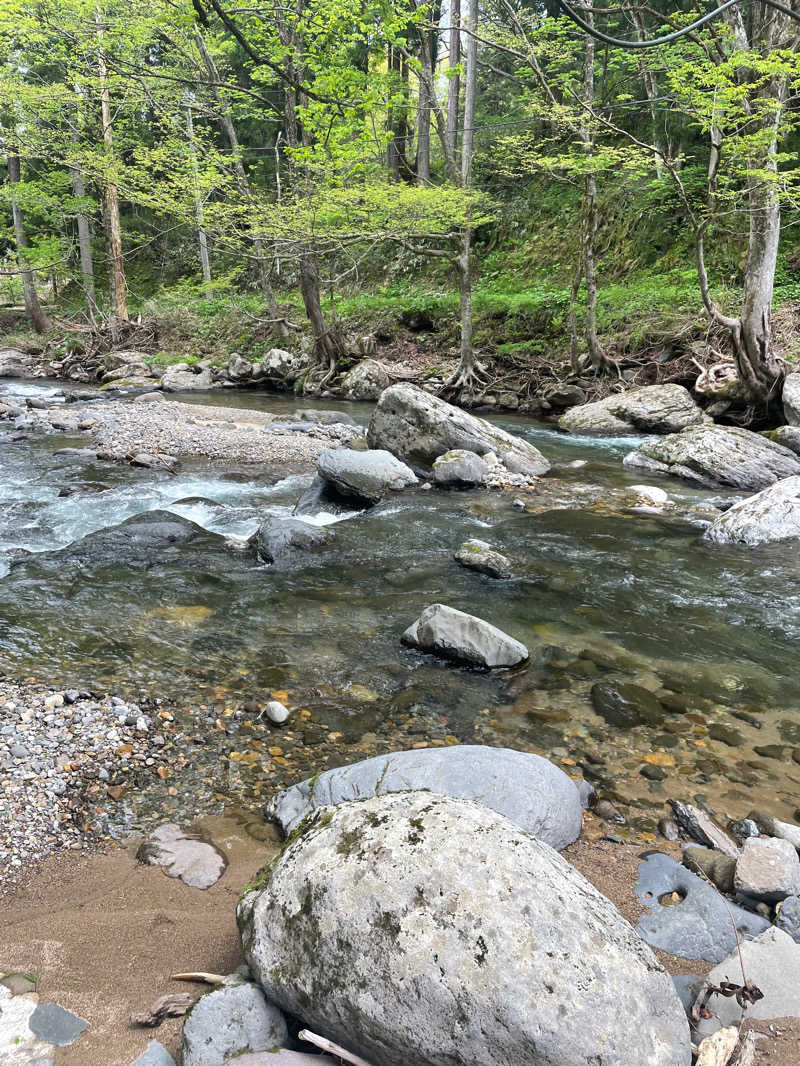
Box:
3;0;800;416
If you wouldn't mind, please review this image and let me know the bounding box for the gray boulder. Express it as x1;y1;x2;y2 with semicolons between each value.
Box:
705;476;800;545
239;793;690;1066
734;836;800;902
130;1042;176;1066
161;364;215;392
253;517;334;566
454;538;511;578
181;979;287;1066
260;347;309;384
401;603;528;667
766;425;800;455
559;384;705;436
777;895;800;943
341;359;390;400
634;852;769;963
623;424;800;490
0;347;41;378
317;447;417;505
368;383;550;476
432;448;489;487
693;927;800;1038
227;353;253;381
292;476;357;518
266;744;583;849
783;372;800;426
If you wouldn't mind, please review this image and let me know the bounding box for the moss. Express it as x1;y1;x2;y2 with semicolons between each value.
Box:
240;808;334;898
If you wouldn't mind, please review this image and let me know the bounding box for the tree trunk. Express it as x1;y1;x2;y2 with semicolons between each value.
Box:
445;0;461;155
415;0;440;184
97;9;128;324
186;104;212;286
7;151;50;333
70;123;98;322
631;11;665;179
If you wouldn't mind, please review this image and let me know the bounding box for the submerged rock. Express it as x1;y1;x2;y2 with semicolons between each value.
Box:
705;475;800;545
239;793;691;1066
180;978;287;1066
317;447;417;505
623;424;800;490
340;358;390;400
253;516;334;566
137;823;227;889
454;538;511;578
591;682;662;728
401;603;528;667
368;382;550;476
559;384;705;436
266;744;583;849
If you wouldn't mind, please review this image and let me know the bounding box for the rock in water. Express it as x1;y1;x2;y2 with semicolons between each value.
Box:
622;424;800;490
401;603;528;667
340;359;390;400
454;538;511;578
181;978;287;1066
783;372;800;426
591;681;663;728
559;384;705;436
316;447;417;505
367;382;550;476
253;517;334;566
432;449;489;487
137;824;227;889
238;793;691;1066
705;476;800;545
266;744;583;849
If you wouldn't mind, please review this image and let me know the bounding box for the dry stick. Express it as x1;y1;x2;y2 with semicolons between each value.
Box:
298;1029;376;1066
170;971;226;985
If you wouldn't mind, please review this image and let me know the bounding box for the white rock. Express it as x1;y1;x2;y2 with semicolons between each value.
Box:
734;836;800;901
265;700;290;725
705;475;800;546
401;603;528;667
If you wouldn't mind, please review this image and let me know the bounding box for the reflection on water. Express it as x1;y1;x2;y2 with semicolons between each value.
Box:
1;379;799;823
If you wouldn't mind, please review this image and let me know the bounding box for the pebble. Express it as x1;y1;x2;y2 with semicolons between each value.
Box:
265;701;291;726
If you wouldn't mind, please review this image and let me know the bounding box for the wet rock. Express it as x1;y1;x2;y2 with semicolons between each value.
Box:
576;778;596;809
137;824;227;890
594;799;626;824
623;424;800;491
340;359;390;400
240;793;691;1066
734;836;800;902
368;382;550;477
29;1003;88;1046
682;845;736;893
432;448;489;487
161;364;215;392
783;371;800;426
747;811;800;851
640;764;666;781
776;895;800;943
453;539;511;579
130;453;179;473
658;817;681;842
266;744;583;849
181;978;287;1066
292;476;356;518
130;1041;176;1066
0;347;42;378
253;517;334;566
559;384;705;436
707;722;743;747
668;800;740;859
317;447;417;505
693;927;800;1038
264;700;290;726
401;603;528;668
728;818;760;843
705;475;800;546
590;682;663;729
634;852;769;963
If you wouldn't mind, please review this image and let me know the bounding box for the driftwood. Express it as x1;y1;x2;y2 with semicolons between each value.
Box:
298;1028;376;1066
695;1027;738;1066
130;992;195;1028
731;1031;757;1066
170;971;226;985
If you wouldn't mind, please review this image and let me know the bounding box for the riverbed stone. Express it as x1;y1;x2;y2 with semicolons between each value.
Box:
28;1003;88;1046
693;927;800;1037
180;979;287;1066
783;372;800;425
734;836;800;902
317;447;417;504
623;424;800;490
777;895;800;943
0;348;41;378
160;365;215;392
239;792;691;1066
748;811;800;851
340;358;389;400
634;851;769;963
130;1041;176;1066
591;681;663;728
766;425;800;455
368;382;550;476
682;845;736;893
454;538;511;578
559;384;705;436
253;516;334;566
259;348;310;384
401;603;528;667
432;448;489;486
705;475;800;546
669;800;741;858
137;823;227;890
266;744;583;849
264;700;290;725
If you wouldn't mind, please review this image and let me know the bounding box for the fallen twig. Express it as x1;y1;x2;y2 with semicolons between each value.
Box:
170;971;226;985
130;991;195;1028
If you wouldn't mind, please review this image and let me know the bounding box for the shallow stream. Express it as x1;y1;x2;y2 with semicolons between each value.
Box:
2;379;799;828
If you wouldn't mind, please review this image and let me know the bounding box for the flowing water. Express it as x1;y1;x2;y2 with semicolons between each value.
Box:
2;378;799;827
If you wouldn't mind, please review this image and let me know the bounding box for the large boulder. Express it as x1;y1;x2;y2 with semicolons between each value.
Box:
368;383;550;476
705;475;800;545
259;347;310;385
161;364;215;392
623;424;800;490
559;384;705;436
227;353;254;381
401;603;528;667
266;745;583;849
253;517;333;566
341;359;390;400
181;978;287;1066
783;372;800;426
239;793;691;1066
317;447;417;505
0;348;42;378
